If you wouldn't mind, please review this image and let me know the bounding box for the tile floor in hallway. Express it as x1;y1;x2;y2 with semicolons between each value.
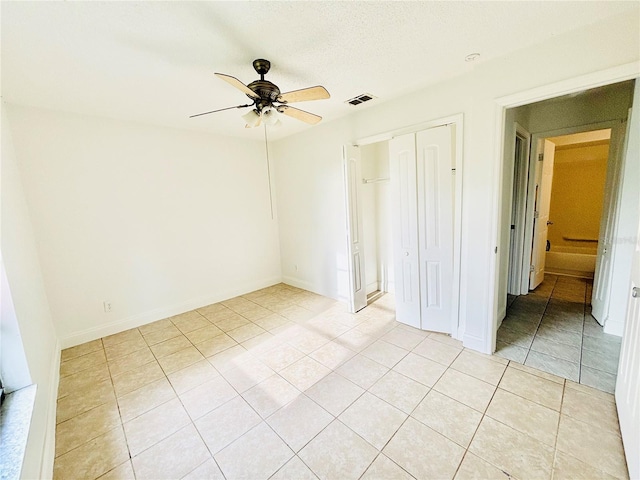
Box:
55;283;629;480
495;275;622;393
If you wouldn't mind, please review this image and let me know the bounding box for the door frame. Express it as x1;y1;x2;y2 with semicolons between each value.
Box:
344;113;464;339
488;62;639;354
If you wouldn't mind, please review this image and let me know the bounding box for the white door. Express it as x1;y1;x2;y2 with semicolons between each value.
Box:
344;145;367;313
529;139;555;289
389;134;420;328
416;125;454;333
616;213;640;480
592;123;626;324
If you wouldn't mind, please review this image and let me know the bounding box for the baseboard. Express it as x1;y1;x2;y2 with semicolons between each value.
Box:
40;339;61;480
463;332;491;355
604;319;624;337
280;276;348;303
60;276;282;349
497;306;506;330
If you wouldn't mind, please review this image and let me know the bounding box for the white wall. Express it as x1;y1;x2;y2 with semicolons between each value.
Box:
5;105;282;346
1;103;59;479
273;10;640;352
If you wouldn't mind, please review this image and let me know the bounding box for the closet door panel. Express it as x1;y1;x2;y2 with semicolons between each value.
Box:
416;125;454;332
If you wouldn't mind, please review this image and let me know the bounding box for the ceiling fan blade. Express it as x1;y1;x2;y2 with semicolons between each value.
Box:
189;104;252;118
214;73;259;98
278;105;322;125
278;86;330;103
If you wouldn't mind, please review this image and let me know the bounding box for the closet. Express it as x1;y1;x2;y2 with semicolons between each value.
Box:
389;124;455;333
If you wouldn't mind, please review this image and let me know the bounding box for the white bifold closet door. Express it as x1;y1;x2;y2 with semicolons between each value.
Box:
389;125;454;333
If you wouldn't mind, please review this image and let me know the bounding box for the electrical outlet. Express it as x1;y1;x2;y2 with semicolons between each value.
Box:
103;301;112;313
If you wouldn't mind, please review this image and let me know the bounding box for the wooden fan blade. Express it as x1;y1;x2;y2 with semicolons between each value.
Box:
278;106;322;125
189;104;252;118
214;73;259;98
278;86;330;103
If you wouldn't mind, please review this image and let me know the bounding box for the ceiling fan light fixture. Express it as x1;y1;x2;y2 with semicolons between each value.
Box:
261;107;281;126
242;109;261;127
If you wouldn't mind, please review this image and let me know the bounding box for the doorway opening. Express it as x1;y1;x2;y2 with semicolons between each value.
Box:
495;80;635;393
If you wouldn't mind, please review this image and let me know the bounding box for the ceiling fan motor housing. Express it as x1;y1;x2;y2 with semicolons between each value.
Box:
247;80;281;110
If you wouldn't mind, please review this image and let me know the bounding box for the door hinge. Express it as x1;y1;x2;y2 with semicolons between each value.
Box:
530;265;535;272
538;153;544;162
534;211;540;219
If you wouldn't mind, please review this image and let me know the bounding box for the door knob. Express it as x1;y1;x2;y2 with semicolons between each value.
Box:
404;252;409;257
547;221;554;226
633;287;639;298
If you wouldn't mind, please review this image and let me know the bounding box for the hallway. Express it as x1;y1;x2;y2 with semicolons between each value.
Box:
495;275;622;393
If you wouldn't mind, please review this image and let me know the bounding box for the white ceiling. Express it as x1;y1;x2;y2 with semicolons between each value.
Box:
2;1;637;141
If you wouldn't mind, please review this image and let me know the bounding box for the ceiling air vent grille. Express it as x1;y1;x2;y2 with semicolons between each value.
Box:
346;93;376;106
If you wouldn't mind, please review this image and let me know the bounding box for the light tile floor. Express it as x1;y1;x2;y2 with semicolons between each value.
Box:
55;283;629;479
496;275;622;393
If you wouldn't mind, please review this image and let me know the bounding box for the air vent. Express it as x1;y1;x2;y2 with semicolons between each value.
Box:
346;93;377;106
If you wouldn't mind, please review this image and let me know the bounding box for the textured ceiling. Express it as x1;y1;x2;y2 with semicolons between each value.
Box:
2;1;637;140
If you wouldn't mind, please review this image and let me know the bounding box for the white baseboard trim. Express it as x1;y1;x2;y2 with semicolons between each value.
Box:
497;306;506;330
40;339;61;480
60;276;282;349
463;332;490;355
604;320;624;337
280;276;348;303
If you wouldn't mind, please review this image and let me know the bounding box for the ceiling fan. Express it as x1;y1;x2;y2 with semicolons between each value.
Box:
191;59;330;128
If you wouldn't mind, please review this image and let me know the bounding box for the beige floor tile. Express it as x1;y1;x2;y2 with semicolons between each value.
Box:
195;396;262;454
157;345;205;374
123;398;191;456
112;360;164;397
412;390;482;448
381;326;426;350
384;417;465;480
429;332;463;348
170;311;210;334
107;346;155;377
182;459;225;480
240;305;272;321
57;362;110;399
215;422;294;480
102;328;143;348
241;331;280;353
336;329;377;352
454;452;510;480
55;401;121;457
97;460;135;480
412;337;462;366
56;378;116;423
215;313;251;332
53;426;129;480
270;456;318;480
361;454;414;480
207;344;251;371
509;360;565;384
179;375;237;420
287;330;331;355
61;339;103;362
149;334;191;358
556;415;628;479
167;359;219;395
259;344;306;371
131;424;211;480
339;392;407;450
268;395;334;452
280;356;332;391
561;386;620;434
552;450;619;480
227;322;267;343
105;336;148;361
361;340;409;368
369;370;429;414
299;420;378;480
309;340;356;369
486;389;559;446
451;350;507;385
469;416;554;480
60;349;107;377
142;324;182;346
117;377;176;422
253;313;291;331
564;379;616;403
242;374;302;418
221;356;275;393
195;333;238;357
139;318;174;336
305;372;365;416
393;352;448;387
306;317;351;338
197;302;230;319
184;324;224;344
337;354;389;389
498;365;564;411
433;369;496;412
